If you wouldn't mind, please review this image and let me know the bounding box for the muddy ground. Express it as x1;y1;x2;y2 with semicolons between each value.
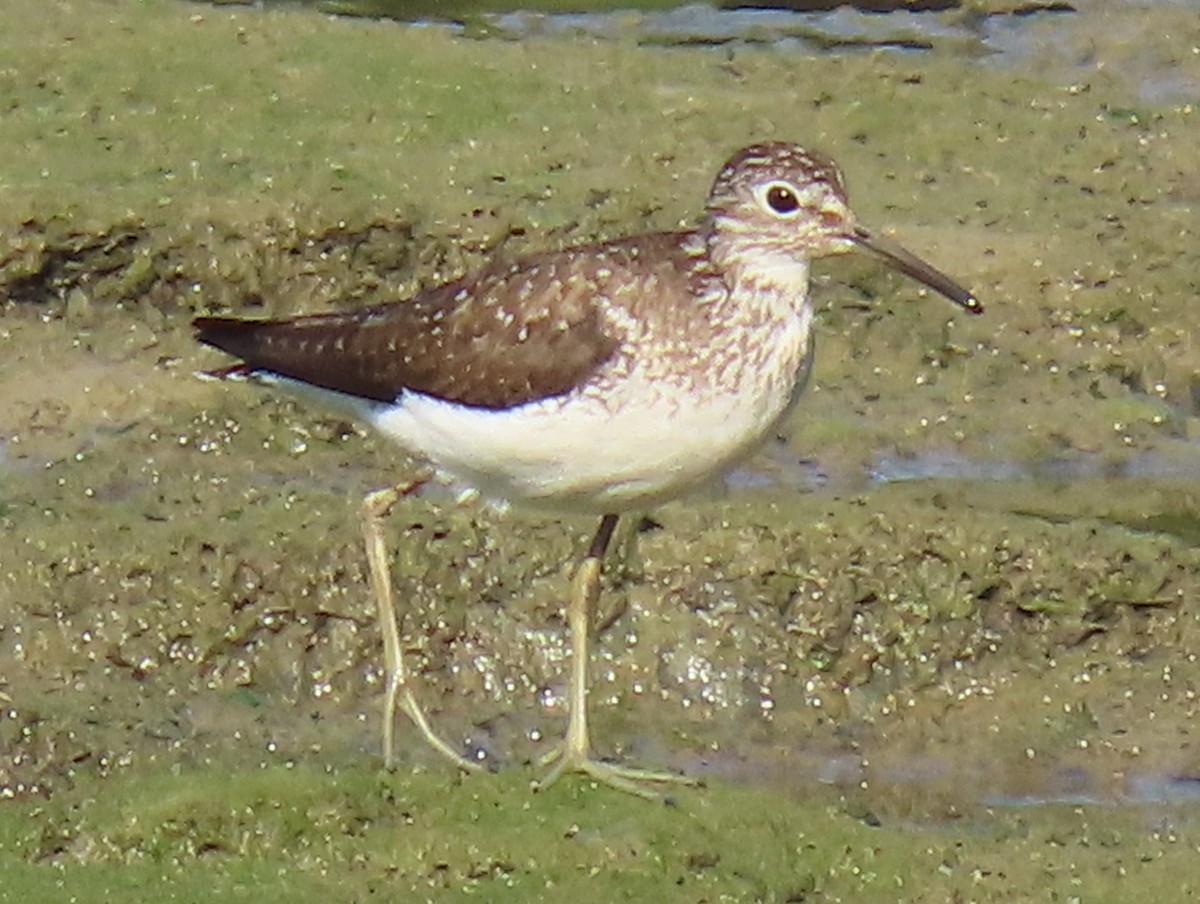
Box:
1;0;1200;901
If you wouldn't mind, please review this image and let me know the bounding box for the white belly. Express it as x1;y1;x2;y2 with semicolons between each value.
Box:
364;383;766;512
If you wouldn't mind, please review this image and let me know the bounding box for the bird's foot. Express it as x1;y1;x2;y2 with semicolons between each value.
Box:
387;683;484;774
533;747;699;801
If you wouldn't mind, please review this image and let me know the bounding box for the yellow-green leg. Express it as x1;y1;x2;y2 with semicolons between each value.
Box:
361;478;481;773
534;514;699;800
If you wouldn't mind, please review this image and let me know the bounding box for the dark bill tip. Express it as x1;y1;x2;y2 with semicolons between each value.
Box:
851;226;982;315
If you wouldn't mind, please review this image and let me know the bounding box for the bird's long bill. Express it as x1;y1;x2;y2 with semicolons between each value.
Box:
851;225;982;314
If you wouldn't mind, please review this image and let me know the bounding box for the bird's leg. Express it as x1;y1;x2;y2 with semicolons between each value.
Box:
534;514;698;800
361;477;481;773
592;515;648;632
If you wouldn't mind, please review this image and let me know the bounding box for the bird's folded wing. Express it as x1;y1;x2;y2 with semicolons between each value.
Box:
193;250;630;410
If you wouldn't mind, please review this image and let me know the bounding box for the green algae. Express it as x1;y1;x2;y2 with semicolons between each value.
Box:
4;763;1200;903
4;0;1200;900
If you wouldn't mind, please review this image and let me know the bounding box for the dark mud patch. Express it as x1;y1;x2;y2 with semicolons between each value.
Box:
1;214;420;315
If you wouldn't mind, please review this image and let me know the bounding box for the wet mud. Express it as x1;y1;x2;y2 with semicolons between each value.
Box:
2;0;1200;900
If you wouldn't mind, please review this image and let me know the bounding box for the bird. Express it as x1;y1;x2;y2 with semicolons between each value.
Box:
193;141;980;799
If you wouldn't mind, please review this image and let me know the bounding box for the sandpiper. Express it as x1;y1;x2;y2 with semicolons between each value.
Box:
194;141;980;798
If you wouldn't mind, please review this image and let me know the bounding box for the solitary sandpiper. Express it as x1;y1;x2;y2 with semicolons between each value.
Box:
194;141;980;798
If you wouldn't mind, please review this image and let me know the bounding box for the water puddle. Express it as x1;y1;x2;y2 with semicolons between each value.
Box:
723;441;1200;502
989;771;1200;808
482;4;978;52
871;447;1200;486
242;0;1200;102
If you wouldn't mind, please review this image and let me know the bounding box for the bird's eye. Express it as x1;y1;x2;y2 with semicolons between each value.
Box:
765;183;801;215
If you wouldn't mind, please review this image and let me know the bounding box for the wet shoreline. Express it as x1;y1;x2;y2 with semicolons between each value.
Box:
2;0;1200;899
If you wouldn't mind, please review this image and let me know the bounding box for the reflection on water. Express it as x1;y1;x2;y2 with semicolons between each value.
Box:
487;4;971;51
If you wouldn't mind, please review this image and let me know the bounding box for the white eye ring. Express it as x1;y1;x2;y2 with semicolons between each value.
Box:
758;181;804;217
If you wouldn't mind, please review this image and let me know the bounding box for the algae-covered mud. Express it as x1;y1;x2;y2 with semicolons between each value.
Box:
2;0;1200;900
